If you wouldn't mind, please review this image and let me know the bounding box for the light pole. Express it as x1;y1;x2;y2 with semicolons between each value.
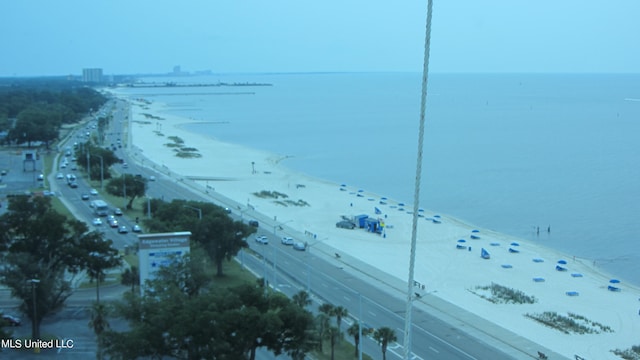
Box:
93;154;104;190
28;278;40;340
183;205;202;220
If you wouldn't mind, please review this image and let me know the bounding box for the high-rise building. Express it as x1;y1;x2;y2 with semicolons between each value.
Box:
82;68;103;83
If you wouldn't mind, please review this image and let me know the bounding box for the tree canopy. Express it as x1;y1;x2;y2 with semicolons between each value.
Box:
103;250;316;360
144;199;256;276
0;195;119;339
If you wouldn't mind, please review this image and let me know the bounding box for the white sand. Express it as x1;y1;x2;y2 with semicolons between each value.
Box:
121;95;640;360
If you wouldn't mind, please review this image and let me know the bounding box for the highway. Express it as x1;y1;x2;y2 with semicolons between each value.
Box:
1;99;556;359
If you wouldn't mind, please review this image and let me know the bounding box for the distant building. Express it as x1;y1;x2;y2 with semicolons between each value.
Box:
82;68;103;83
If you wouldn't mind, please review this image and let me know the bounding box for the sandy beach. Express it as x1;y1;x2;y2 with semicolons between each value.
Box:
121;95;639;360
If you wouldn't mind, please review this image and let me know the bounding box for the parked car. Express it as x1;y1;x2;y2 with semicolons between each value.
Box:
118;225;129;234
37;173;44;181
255;235;269;244
281;237;294;245
293;242;306;251
2;314;21;326
336;220;356;229
248;220;259;227
149;175;156;181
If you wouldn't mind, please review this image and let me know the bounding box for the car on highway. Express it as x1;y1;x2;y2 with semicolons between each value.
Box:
68;181;78;188
56;173;64;179
281;237;294;245
293;242;306;251
1;314;21;326
149;175;156;181
108;218;119;228
81;194;90;200
118;225;129;234
90;188;98;196
132;224;142;233
255;235;269;244
114;208;123;216
37;173;44;181
92;218;103;226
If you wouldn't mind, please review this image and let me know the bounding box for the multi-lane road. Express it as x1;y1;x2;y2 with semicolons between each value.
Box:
1;99;561;359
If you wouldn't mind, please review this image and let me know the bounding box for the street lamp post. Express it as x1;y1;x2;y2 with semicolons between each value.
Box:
28;278;41;340
183;205;202;220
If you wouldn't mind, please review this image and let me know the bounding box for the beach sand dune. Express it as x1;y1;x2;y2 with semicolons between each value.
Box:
123;96;640;360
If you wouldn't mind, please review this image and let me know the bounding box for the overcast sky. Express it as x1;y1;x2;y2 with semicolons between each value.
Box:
2;0;639;76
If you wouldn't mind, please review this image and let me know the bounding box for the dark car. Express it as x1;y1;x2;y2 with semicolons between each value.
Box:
336;220;356;229
114;208;123;216
2;314;21;326
81;194;90;200
248;220;259;227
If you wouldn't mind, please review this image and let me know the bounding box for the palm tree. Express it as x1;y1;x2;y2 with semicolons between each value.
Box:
374;327;397;360
292;290;311;308
318;303;334;315
316;313;330;353
331;305;348;329
347;323;361;358
325;326;342;360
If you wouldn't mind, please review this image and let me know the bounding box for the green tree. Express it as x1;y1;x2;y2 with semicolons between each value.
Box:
347;322;361;358
325;326;342;360
79;236;122;304
0;196;115;339
292;290;312;309
88;302;111;360
120;266;139;294
105;174;147;210
75;141;120;180
144;199;255;276
331;305;348;329
103;256;315;360
373;327;397;360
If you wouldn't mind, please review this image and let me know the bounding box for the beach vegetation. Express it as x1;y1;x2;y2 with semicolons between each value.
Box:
105;173;148;210
254;190;289;199
141;113;164;120
470;283;537;304
612;344;640;360
167;135;185;144
525;311;613;335
143;199;255;277
0;195;119;339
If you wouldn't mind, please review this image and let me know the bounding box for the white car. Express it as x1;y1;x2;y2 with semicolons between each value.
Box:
149;175;156;181
281;237;294;245
90;189;99;196
92;218;103;226
255;236;269;244
293;242;306;251
56;173;64;179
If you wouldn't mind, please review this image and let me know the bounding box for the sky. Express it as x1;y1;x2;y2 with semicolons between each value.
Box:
2;0;640;76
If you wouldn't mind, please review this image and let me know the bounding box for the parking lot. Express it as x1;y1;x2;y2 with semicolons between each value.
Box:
0;149;46;211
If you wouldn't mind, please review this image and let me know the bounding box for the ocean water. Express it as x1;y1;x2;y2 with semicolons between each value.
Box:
118;72;640;285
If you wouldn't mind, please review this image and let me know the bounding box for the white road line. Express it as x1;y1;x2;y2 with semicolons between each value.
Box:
368;311;377;317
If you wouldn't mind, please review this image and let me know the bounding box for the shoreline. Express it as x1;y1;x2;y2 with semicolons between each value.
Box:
117;92;640;360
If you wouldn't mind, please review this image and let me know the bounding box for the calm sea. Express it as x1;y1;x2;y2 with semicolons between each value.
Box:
118;72;640;285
